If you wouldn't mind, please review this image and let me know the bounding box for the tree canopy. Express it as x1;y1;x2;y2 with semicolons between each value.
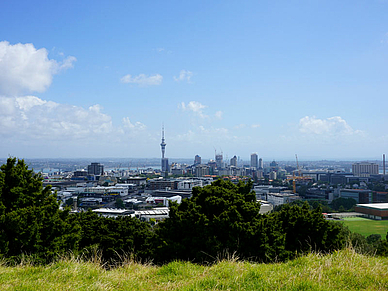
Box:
155;179;346;264
0;158;79;262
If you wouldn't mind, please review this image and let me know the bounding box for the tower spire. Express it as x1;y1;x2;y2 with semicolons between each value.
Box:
160;125;166;159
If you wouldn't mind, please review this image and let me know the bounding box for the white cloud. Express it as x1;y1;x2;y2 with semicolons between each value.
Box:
174;70;193;82
299;116;362;135
120;73;163;86
59;56;77;70
0;96;146;141
180;101;207;118
251;124;260;128
122;117;146;130
215;111;223;119
0;41;76;95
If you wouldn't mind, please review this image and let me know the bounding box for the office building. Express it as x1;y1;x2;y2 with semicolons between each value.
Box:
230;155;237;167
87;163;104;175
194;155;201;165
259;158;263;169
251;153;258;169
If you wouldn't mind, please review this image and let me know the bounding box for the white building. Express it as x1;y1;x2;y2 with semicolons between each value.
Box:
266;191;301;207
177;179;203;190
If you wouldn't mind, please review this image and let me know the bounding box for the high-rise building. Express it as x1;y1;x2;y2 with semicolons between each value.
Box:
270;160;279;172
230;155;237;167
194;155;201;165
195;164;210;177
251;153;258;169
215;154;223;169
259;158;263;169
352;162;378;177
87;162;104;175
160;126;169;175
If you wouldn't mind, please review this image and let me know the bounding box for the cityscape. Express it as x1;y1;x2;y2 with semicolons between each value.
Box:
1;0;388;288
12;127;384;222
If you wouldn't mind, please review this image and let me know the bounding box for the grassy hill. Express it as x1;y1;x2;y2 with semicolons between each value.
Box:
1;249;387;291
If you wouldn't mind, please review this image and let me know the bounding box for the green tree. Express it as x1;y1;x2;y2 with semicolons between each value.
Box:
65;198;74;207
155;179;345;264
271;203;345;259
0;158;80;263
155;179;263;263
75;210;153;262
331;198;357;211
115;198;125;209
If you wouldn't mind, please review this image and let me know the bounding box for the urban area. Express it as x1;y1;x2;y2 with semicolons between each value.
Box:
33;128;388;222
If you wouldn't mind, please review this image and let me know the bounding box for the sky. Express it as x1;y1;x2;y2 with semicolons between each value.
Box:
0;0;387;161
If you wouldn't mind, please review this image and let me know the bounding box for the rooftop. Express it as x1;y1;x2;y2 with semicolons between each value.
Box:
356;203;388;210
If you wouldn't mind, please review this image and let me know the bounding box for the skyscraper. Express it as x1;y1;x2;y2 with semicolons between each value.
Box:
251;153;258;169
160;126;169;175
215;154;223;169
230;155;237;167
259;158;263;169
194;155;201;165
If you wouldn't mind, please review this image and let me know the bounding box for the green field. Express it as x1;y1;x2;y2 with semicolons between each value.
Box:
342;217;388;237
0;249;387;291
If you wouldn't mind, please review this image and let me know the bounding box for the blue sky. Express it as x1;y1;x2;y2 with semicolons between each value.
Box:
0;0;387;160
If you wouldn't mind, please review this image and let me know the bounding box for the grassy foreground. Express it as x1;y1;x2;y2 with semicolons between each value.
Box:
342;217;388;237
0;249;387;291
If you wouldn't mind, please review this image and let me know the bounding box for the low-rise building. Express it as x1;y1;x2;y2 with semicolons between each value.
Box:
266;191;301;207
354;203;388;220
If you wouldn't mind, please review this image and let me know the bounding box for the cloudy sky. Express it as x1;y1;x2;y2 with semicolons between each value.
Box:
0;1;387;160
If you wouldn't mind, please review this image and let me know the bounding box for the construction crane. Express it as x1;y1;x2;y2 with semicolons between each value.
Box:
286;154;310;193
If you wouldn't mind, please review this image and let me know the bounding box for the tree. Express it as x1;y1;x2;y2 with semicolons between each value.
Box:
75;210;154;262
155;179;345;264
0;158;80;263
155;179;263;263
65;198;74;207
330;198;357;211
115;198;125;209
271;203;345;259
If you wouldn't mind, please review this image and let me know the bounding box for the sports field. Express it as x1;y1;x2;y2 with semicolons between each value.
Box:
342;217;388;237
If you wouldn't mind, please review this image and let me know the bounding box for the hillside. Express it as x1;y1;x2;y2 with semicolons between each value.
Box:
1;249;387;291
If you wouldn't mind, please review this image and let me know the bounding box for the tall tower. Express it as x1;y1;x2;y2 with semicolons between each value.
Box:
160;126;169;176
160;126;166;159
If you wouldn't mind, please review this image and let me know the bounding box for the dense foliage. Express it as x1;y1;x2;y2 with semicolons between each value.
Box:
0;158;79;263
0;158;151;264
154;179;346;263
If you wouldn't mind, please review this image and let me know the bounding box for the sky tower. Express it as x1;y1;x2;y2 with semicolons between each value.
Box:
160;126;166;159
160;126;169;175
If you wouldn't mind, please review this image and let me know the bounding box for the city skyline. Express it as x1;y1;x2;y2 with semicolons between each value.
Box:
0;1;387;159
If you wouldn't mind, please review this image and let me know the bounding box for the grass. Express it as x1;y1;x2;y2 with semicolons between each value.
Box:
342;217;388;237
0;249;387;290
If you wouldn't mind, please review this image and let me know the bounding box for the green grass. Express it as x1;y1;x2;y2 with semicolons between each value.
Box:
0;249;387;290
342;217;388;237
